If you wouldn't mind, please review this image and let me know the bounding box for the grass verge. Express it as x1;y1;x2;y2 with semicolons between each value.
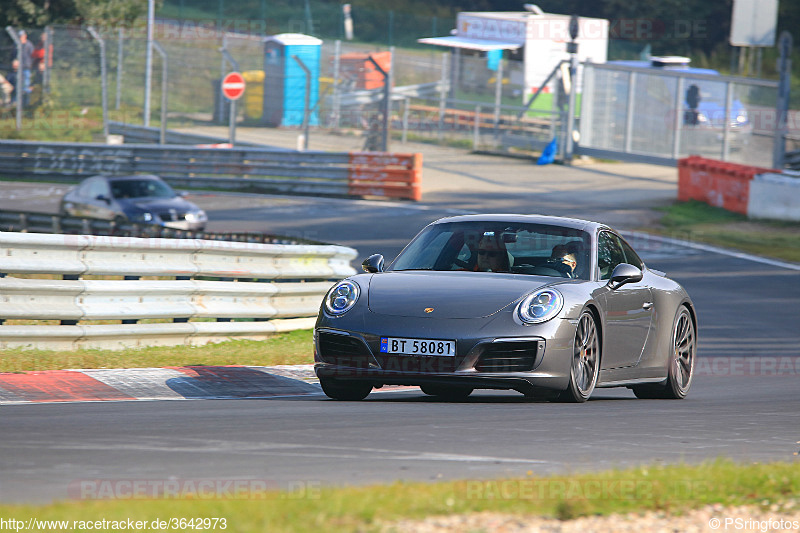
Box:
0;329;314;373
650;200;800;263
0;460;797;532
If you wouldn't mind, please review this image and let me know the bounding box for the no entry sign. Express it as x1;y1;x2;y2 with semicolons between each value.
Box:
221;72;245;100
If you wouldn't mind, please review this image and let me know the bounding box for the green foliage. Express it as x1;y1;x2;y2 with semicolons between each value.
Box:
73;0;159;29
0;0;161;28
654;201;800;263
0;460;797;531
0;329;314;372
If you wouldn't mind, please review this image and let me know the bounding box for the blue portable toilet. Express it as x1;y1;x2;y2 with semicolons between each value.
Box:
262;33;322;127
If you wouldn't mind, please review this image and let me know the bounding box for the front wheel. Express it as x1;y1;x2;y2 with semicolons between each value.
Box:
319;377;372;401
554;310;600;403
633;306;695;399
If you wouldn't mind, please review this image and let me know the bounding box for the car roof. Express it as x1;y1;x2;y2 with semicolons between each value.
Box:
105;174;163;182
606;60;721;76
430;214;608;233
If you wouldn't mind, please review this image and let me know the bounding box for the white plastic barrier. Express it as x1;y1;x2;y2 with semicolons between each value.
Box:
0;232;357;350
747;173;800;222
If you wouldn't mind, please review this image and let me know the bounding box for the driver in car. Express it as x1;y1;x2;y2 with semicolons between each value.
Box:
475;233;510;272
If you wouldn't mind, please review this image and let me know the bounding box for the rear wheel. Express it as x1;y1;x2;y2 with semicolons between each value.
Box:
319;377;372;401
633;306;695;399
420;384;473;401
555;310;599;403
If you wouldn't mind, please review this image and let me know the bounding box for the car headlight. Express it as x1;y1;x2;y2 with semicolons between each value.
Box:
696;113;708;123
141;212;154;222
735;114;747;124
325;280;360;316
517;288;563;324
185;210;207;222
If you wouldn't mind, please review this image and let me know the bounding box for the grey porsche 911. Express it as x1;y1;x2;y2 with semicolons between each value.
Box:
314;214;697;403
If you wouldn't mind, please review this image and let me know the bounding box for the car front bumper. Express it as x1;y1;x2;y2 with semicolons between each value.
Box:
313;312;577;395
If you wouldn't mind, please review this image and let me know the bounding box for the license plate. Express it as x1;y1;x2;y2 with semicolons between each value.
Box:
380;337;456;356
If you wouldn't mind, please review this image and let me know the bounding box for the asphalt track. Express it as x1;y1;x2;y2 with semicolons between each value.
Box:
1;192;799;504
1;156;799;503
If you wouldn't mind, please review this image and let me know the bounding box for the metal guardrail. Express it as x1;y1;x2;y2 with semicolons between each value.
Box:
0;232;357;351
0;139;422;201
107;121;268;147
0;209;322;245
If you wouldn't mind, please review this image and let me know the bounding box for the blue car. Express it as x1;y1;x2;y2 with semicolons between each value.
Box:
60;174;207;231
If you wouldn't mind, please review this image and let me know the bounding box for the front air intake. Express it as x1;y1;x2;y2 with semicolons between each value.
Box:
475;341;539;372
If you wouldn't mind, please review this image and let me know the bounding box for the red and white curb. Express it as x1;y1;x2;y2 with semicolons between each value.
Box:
0;365;322;405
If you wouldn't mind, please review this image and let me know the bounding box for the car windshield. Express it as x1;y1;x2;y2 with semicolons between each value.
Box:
390;221;592;279
110;179;175;200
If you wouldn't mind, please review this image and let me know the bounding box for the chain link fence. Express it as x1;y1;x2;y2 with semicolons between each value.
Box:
1;11;788;165
579;62;779;167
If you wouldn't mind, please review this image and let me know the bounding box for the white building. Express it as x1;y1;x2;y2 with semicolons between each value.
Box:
419;6;609;100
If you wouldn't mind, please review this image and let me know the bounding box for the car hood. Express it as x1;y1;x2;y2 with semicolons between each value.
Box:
119;197;197;213
367;271;556;319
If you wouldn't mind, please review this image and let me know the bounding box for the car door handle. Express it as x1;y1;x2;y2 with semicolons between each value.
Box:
642;302;653;310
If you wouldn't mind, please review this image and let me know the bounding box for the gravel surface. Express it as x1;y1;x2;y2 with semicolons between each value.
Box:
382;502;800;532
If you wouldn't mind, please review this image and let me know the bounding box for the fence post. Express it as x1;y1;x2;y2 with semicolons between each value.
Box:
672;76;684;159
721;80;733;161
564;55;578;164
493;53;503;135
367;53;391;152
43;26;53;93
402;97;409;144
332;40;341;131
473;105;481;151
773;31;792;169
144;0;155;126
87;27;109;140
438;52;448;142
292;55;311;151
624;72;636;154
218;33;228;124
116;28;123;110
4;26;23;131
152;41;168;145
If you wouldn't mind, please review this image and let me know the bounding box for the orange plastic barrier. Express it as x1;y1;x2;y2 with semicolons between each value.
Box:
348;152;422;201
677;156;776;214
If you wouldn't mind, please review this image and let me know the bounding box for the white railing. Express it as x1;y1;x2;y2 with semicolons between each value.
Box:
0;232;357;351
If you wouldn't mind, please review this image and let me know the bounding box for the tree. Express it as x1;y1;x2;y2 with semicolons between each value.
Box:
1;0;156;29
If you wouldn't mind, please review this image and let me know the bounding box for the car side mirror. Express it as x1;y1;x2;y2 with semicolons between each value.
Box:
362;254;384;273
96;194;111;204
607;263;643;290
178;191;189;198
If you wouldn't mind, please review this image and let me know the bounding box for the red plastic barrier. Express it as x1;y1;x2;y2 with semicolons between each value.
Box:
348;152;422;201
677;156;776;214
